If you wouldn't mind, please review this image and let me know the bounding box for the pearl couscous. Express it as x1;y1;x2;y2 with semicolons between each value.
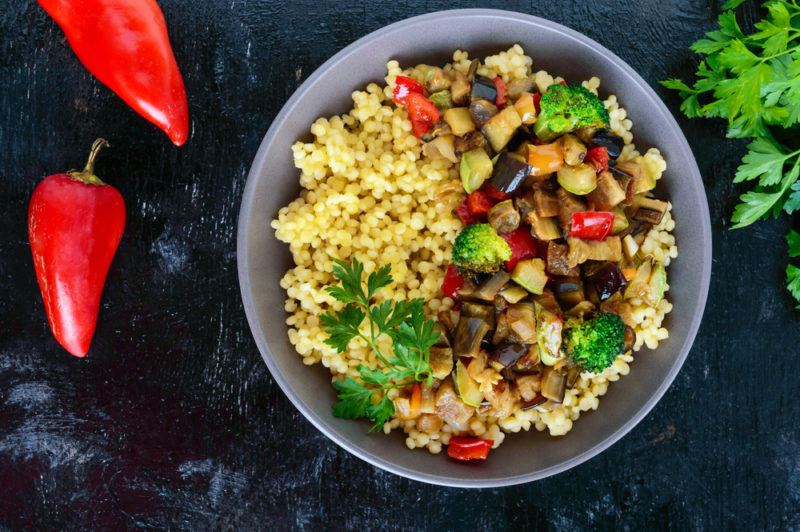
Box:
272;45;676;458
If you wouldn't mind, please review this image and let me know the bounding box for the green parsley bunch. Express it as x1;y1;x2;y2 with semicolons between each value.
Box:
662;0;800;306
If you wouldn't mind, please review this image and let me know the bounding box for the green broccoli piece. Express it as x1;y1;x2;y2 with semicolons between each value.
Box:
534;84;610;142
451;223;511;273
564;313;625;373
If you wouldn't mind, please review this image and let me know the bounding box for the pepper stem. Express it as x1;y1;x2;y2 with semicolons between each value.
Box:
68;138;110;186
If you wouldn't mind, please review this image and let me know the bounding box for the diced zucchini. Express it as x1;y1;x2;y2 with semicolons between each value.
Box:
429;90;453;111
422;135;457;163
533;189;560;217
514;92;538;125
459;148;493;193
527;211;562;241
557;164;597;195
482;106;522;152
499;283;529;304
611;206;629;234
622;234;639;261
588;170;626;210
624;259;651;301
429;347;454;380
444;107;476;136
535;302;564;366
455;359;483;407
647;263;667;306
511;258;548;295
423;66;450;93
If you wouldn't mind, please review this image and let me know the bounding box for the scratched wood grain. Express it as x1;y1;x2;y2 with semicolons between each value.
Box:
0;0;798;529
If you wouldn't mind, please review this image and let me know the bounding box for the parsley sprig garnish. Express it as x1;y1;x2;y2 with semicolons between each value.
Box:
320;259;440;430
661;0;800;306
787;230;800;308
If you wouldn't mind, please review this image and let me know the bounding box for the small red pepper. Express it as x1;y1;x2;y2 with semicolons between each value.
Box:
533;92;541;114
455;202;481;225
441;264;464;300
28;139;126;357
558;80;569;87
570;211;615;241
483;183;510;201
447;437;493;461
585;146;610;173
39;0;189;146
492;76;508;108
404;92;440;138
392;75;425;105
466;190;495;217
501;227;539;270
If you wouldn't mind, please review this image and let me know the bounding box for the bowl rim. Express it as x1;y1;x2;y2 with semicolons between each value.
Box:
237;8;712;488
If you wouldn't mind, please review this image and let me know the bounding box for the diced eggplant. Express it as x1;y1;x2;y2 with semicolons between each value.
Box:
429;90;453;111
471;75;498;102
557;164;597;195
491;342;528;367
514;188;536;219
429;346;454;380
590;129;624;159
432;322;450;347
506;127;533;153
560;134;587;166
499;284;529;304
435;378;474;431
474;270;512;301
482;106;523;152
424;66;450;93
456;276;477;300
444;107;476;136
632;197;669;225
513;92;537;125
460;148;493;193
437;309;460;339
521;394;548;410
535;302;564;366
513;346;541;373
420;118;451;142
534;289;561;313
588;262;628;301
489;152;530;196
567;300;596;318
623;325;636;352
566;236;623;268
423;134;458;163
469;98;498;127
453;316;490;357
556;188;586;235
450;71;471;106
566;366;581;388
588;170;626;210
526;210;562;241
506;302;537;343
546;241;580;277
511;259;548;295
540;366;567;403
552;277;585;307
506;76;537;99
455;130;487;154
488;199;521;234
534;188;560;218
492;310;509;344
454;359;483;407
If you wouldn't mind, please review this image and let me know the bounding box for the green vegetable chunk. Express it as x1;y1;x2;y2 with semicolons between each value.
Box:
564;312;625;373
534;84;609;142
451;223;512;273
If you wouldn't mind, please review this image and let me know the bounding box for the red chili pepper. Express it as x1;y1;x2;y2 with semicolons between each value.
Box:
585;146;610;173
492;76;508;108
392;75;425;105
441;264;464;300
447;437;493;461
466;190;495;217
38;0;189;146
533;92;541;114
455;201;480;224
28;139;126;357
501;227;539;270
404;92;440;138
570;211;615;241
483;183;510;201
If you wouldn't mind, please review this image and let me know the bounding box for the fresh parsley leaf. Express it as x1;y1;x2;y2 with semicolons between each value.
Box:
722;0;747;10
365;395;395;431
786;264;800;308
787;230;800;257
734;137;791;186
366;264;393;299
329;258;367;305
332;376;375;420
783;176;800;214
320;304;365;352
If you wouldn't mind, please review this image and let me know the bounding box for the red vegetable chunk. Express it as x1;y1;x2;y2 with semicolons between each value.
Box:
570;211;615;240
466;190;496;217
404;92;440;138
584;146;610;173
492;76;508;108
447;437;493;461
441;264;465;300
501;227;539;270
392;75;425;105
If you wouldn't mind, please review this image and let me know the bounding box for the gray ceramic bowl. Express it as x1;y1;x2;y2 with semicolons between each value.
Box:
237;9;711;487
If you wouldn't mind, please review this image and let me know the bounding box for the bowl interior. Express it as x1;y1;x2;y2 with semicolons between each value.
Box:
237;9;711;487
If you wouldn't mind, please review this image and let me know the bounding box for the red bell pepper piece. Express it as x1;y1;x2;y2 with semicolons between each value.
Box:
38;0;189;146
28;139;126;357
558;80;569;87
570;211;615;241
585;146;610;173
441;264;464;300
392;75;425;105
483;183;510;201
447;437;493;461
492;76;508;108
404;92;440;138
466;190;495;217
501;227;538;270
455;201;481;225
533;92;541;114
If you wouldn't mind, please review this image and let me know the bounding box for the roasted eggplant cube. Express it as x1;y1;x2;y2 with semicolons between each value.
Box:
588;262;628;301
482;106;523;152
469;98;499;127
489;152;531;196
471;75;498;102
590;129;624;159
491;342;529;368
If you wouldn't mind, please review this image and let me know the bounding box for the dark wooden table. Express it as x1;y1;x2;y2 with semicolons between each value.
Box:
1;0;798;529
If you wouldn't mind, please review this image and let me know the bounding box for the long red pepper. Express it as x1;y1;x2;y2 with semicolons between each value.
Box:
28;139;126;357
38;0;189;146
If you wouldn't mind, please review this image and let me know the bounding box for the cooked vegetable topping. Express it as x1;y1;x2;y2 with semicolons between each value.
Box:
447;437;493;461
570;211;615;240
563;312;625;373
534;84;610;141
452;223;512;273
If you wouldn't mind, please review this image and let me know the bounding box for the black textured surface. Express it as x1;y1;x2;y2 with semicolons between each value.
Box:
0;0;798;529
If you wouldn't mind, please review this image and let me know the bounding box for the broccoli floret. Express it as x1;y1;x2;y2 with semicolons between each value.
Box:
451;223;511;273
564;313;625;373
534;84;610;142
